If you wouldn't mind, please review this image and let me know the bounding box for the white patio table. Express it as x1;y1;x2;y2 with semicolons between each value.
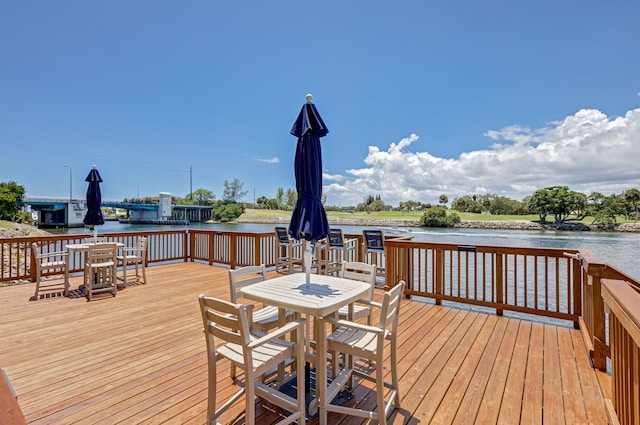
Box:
67;242;125;289
240;272;370;425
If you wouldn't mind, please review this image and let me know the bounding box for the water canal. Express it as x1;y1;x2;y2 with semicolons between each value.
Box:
49;220;640;280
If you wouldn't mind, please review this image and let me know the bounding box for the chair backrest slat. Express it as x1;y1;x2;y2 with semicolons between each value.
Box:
342;261;376;300
275;226;291;244
378;281;405;333
363;230;384;250
328;229;345;248
228;265;266;303
87;243;117;263
199;295;251;347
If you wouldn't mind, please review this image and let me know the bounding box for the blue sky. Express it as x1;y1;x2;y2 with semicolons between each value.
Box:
2;1;639;207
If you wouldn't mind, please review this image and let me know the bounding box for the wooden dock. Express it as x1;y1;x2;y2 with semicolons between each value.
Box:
0;262;610;424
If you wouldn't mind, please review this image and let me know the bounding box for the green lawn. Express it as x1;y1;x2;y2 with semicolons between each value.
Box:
239;209;532;222
238;209;633;224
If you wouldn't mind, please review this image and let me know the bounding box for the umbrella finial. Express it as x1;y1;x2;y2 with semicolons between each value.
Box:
92;164;97;169
305;94;313;103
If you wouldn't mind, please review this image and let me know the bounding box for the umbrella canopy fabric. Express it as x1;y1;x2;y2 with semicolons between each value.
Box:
288;95;329;242
83;165;105;228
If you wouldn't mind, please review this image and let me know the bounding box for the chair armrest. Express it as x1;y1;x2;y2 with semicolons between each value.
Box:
368;300;382;308
248;318;306;348
351;299;381;308
324;316;383;334
121;247;144;255
343;238;358;252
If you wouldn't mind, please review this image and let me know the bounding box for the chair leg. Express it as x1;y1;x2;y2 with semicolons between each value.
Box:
138;261;147;284
33;271;41;301
206;352;218;425
376;357;386;425
111;264;117;296
121;260;128;288
63;265;69;296
245;378;255;425
391;339;401;408
295;330;306;425
85;269;92;301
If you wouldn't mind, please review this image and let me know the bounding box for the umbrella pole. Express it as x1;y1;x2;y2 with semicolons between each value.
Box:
304;242;314;285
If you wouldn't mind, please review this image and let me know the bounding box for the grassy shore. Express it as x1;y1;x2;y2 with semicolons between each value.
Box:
236;208;565;224
235;209;640;232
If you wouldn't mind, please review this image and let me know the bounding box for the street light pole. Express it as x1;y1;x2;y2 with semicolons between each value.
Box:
64;165;72;201
137;181;143;200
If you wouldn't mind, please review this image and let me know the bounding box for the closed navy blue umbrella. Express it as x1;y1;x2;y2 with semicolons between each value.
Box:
288;94;329;243
83;165;104;239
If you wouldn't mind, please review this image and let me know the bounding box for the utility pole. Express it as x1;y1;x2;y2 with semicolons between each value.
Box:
189;165;193;201
64;165;72;201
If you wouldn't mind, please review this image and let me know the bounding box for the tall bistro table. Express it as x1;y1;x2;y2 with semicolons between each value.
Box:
240;272;370;425
66;242;125;290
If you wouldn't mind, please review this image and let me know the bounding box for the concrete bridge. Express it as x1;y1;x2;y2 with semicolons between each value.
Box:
24;194;214;227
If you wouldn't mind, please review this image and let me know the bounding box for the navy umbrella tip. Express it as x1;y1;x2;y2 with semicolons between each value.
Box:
85;165;103;183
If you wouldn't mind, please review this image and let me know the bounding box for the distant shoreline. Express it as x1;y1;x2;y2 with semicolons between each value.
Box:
235;215;640;233
2;217;639;238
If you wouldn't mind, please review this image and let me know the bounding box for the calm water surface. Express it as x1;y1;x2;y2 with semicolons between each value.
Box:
50;221;640;279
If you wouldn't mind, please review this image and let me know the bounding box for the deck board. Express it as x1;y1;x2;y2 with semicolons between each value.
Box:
0;262;611;424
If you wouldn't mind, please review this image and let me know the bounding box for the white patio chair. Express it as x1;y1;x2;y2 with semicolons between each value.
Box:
228;265;296;380
30;242;69;300
274;226;304;274
84;243;118;301
325;281;405;425
323;228;358;276
198;294;306;425
337;261;377;324
362;229;386;282
117;236;148;287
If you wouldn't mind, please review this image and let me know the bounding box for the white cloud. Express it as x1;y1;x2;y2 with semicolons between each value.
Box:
256;157;279;164
324;108;640;206
323;172;344;182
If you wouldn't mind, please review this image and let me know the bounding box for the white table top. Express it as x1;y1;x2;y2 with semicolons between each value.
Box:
240;272;370;318
67;242;124;251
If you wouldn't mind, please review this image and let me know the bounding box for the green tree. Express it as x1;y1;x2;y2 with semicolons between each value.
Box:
419;206;460;227
368;199;391;212
222;178;248;202
623;188;640;223
452;195;482;213
438;194;449;207
256;196;269;209
285;189;297;208
186;188;215;205
399;200;421;212
212;202;242;222
275;187;285;208
0;181;25;221
266;198;279;209
528;186;586;222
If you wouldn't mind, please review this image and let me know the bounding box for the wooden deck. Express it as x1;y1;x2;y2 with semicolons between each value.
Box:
0;262;611;424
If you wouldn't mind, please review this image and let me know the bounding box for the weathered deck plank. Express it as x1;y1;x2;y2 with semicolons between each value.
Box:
0;262;611;424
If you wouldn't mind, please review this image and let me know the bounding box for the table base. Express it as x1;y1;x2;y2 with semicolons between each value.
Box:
278;368;353;420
